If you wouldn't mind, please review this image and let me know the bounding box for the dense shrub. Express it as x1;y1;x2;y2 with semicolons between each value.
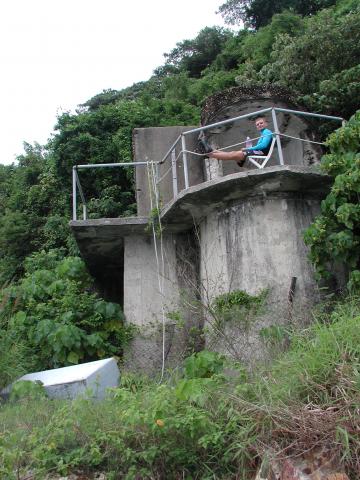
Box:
1;295;359;478
0;250;132;375
304;111;360;287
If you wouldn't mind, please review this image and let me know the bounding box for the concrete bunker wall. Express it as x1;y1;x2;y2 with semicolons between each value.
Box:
134;126;204;216
123;231;203;374
199;193;322;364
70;89;336;374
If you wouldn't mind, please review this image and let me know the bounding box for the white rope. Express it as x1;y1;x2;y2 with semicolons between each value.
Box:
178;132;325;157
156;164;172;184
279;133;326;145
146;161;166;383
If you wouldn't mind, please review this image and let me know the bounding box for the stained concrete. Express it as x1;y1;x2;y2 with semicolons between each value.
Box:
70;166;332;371
70;94;337;373
199;194;323;364
123;232;202;374
70;217;149;304
160;165;332;227
70;167;331;264
133;126;204;216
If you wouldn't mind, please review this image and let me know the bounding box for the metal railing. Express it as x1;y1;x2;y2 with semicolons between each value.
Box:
72;107;344;220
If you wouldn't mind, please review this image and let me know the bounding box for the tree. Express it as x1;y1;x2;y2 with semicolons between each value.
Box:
0;250;133;370
218;0;337;29
162;27;233;78
240;11;304;70
304;111;360;289
260;9;360;96
0;144;70;283
301;65;360;119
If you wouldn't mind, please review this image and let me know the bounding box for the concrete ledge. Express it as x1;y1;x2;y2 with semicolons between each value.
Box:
70;216;150;234
160;165;332;228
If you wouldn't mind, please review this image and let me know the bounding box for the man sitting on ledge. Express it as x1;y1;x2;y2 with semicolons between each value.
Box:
201;116;273;168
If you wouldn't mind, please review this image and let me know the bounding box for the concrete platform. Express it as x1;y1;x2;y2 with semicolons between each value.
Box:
160;165;332;227
70;166;332;266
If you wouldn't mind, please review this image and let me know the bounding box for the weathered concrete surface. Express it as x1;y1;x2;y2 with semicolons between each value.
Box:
133;126;204;216
2;358;120;400
123;232;202;374
200;194;323;364
70;217;149;303
160;165;332;227
156;166;333;364
200;85;323;180
70;167;332;270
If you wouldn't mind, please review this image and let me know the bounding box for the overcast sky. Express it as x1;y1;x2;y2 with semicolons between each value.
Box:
0;0;230;165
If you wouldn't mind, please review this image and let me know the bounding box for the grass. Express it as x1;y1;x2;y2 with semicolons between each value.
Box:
0;295;359;479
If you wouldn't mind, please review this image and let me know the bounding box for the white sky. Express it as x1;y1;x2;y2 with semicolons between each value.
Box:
0;0;229;165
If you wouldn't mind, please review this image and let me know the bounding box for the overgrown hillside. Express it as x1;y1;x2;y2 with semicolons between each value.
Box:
0;0;360;442
0;0;360;477
1;295;359;478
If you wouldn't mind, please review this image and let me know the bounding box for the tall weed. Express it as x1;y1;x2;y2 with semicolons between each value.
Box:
0;295;359;478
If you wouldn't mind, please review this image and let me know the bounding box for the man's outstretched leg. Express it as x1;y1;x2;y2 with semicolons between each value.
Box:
208;149;247;167
199;135;247;167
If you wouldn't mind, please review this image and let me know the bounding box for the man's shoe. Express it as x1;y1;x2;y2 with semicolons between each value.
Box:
200;137;213;154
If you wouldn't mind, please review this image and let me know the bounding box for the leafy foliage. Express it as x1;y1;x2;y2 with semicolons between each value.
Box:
159;27;233;78
258;9;360;96
301;64;360;118
212;288;266;315
183;350;226;379
1;0;358;287
218;0;337;29
0;251;132;373
0;2;358;478
304;111;360;287
1;294;359;478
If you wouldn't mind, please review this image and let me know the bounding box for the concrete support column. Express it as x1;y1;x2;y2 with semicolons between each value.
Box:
199;194;323;364
123;233;202;374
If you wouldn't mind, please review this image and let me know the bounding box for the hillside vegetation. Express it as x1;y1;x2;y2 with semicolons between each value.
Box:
1;296;360;478
0;0;360;476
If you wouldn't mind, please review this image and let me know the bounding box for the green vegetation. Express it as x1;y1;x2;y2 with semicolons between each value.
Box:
212;289;266;315
0;295;359;479
209;289;267;335
0;0;358;286
304;112;360;287
0;251;133;388
0;0;360;476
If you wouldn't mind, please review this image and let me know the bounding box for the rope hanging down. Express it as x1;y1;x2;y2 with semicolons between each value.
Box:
146;161;167;383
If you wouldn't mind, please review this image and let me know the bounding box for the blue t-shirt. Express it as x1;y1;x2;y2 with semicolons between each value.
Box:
246;128;273;154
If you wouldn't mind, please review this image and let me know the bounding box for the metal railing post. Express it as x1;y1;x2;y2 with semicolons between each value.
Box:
155;161;161;205
271;108;284;166
74;169;87;220
181;134;189;189
171;149;178;198
72;167;77;221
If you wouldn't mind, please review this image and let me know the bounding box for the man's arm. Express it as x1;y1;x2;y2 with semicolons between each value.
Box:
246;129;273;152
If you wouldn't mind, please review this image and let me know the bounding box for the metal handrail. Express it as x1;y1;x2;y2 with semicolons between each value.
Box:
181;107;273;137
72;161;149;221
72;107;345;220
